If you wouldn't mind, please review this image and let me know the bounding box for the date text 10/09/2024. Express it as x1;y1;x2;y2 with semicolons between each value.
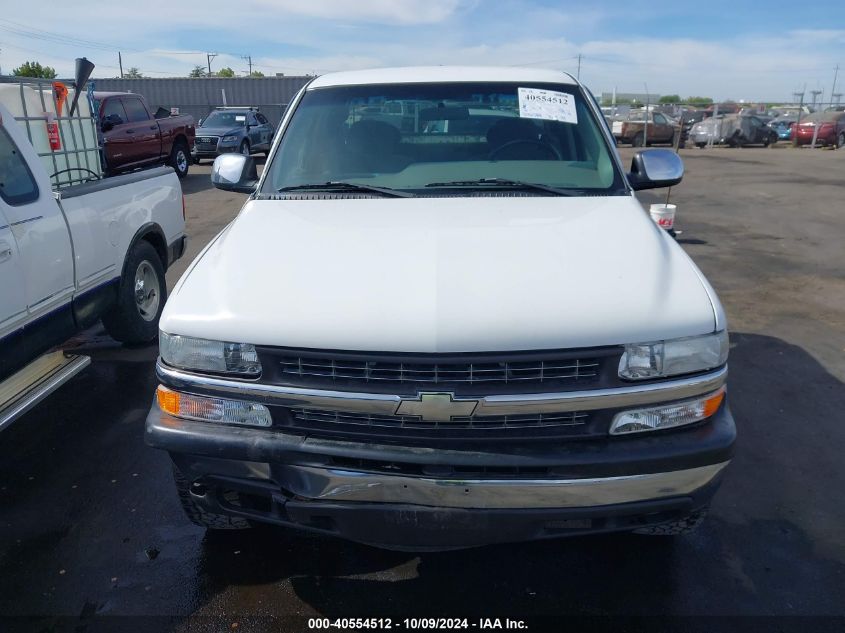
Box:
308;618;528;630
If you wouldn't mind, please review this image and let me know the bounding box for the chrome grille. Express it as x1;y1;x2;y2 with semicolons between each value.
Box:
196;136;218;144
291;408;588;430
277;356;600;385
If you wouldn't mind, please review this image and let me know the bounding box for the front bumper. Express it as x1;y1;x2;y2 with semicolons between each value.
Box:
146;389;735;547
192;144;239;159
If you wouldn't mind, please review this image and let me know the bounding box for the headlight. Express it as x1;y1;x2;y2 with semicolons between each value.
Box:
610;387;725;435
618;331;728;380
159;332;262;377
222;135;239;142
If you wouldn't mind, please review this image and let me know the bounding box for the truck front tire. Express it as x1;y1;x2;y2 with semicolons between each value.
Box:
173;466;251;530
102;240;166;344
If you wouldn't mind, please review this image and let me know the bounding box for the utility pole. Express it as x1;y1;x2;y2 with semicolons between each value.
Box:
831;64;839;109
118;51;124;78
242;55;253;76
793;89;805;146
206;52;218;76
576;53;582;80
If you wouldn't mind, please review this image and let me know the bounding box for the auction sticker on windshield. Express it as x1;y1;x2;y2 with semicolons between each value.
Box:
518;87;577;124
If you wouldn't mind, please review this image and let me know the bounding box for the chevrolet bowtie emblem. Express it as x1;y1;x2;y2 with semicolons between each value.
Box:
395;392;479;422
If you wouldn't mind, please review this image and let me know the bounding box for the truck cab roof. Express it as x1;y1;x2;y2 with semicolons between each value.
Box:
308;66;579;89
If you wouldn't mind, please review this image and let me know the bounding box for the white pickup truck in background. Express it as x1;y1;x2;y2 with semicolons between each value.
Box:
0;72;186;430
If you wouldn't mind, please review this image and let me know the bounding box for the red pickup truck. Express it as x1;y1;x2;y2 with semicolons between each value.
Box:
95;92;195;179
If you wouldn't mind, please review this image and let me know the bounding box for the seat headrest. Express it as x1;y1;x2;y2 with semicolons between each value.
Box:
347;120;401;153
486;118;541;147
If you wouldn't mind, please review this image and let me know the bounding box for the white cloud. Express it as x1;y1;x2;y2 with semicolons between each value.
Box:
250;0;466;25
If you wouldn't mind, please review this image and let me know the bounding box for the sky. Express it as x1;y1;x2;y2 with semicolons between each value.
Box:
0;0;843;102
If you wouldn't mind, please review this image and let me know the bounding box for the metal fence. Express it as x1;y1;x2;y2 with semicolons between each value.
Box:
88;76;312;127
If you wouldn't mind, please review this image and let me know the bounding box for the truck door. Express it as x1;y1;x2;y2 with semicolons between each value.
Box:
121;96;161;166
0;206;27;336
100;97;133;172
0;119;74;326
652;113;672;143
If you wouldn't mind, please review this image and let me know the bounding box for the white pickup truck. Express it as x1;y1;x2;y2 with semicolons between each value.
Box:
0;78;186;430
147;67;734;549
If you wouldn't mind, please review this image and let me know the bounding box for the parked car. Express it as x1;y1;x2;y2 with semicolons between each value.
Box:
612;110;677;146
791;112;845;148
704;103;740;115
677;109;709;148
94;92;196;179
689;114;778;147
0;78;186;430
147;66;734;550
768;117;796;141
193;107;275;163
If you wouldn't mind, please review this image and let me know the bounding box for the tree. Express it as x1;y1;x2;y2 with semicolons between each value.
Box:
217;66;235;78
658;94;681;104
125;67;143;79
686;96;714;106
189;65;207;78
12;60;57;79
249;70;265;78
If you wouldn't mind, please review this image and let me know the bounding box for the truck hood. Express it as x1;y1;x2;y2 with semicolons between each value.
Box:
162;196;718;353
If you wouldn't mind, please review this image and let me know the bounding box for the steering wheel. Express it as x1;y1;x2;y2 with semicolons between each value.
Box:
489;139;562;161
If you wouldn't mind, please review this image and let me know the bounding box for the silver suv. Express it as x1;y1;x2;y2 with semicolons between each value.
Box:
192;107;274;163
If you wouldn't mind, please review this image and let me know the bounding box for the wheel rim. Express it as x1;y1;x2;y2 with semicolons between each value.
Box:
134;261;160;322
176;149;188;173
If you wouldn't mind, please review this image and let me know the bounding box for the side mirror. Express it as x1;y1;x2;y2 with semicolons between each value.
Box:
627;148;684;191
197;118;204;127
211;154;259;193
101;114;122;132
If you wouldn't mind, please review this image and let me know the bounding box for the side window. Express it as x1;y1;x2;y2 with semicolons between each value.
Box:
248;113;259;126
653;113;667;125
122;98;150;123
256;113;269;125
0;127;39;206
101;99;127;124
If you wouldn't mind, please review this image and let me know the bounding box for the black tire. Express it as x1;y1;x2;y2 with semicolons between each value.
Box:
633;505;709;536
169;140;190;179
696;142;706;149
173;466;250;530
838;132;845;149
193;156;201;165
239;140;251;156
631;133;645;147
101;240;166;344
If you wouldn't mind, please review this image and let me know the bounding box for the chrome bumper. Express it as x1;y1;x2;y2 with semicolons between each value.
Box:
156;361;727;417
278;462;729;509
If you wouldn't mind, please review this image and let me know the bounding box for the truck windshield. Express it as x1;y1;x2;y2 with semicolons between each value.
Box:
264;82;625;195
202;112;247;128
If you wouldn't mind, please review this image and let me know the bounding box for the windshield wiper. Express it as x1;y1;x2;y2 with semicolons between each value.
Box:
424;178;582;196
277;181;414;198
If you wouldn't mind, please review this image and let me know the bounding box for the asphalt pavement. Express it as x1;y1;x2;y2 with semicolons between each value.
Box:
1;148;844;632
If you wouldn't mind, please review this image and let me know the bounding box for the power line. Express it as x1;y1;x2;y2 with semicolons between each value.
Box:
0;18;140;53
